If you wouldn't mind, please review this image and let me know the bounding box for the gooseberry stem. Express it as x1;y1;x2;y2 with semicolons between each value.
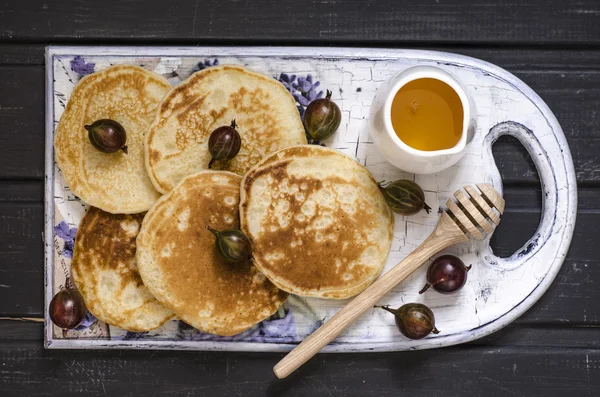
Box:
206;225;219;236
121;145;128;154
377;181;391;192
431;326;441;334
208;158;216;169
325;89;332;100
418;283;431;294
424;202;432;214
421;275;452;294
374;305;398;315
230;119;237;129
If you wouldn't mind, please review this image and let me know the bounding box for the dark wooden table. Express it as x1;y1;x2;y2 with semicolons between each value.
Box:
1;1;599;395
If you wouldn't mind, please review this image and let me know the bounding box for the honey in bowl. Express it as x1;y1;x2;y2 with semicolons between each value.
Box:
390;78;464;151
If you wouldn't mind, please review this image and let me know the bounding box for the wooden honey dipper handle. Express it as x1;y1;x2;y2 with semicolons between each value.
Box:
273;213;468;379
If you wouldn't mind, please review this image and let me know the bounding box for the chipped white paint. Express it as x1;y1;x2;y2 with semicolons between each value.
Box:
44;46;577;352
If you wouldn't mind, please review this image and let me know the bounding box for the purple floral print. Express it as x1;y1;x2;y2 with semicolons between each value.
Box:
278;73;324;116
293;74;323;106
176;306;297;343
70;56;95;76
54;221;77;259
193;58;219;72
74;312;97;331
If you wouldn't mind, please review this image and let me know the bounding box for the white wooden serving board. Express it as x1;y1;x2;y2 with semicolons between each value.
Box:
44;46;577;352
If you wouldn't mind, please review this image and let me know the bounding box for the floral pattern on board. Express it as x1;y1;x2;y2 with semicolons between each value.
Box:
278;73;324;117
54;221;77;259
75;312;98;331
51;55;334;345
177;306;297;343
193;58;219;72
70;56;95;76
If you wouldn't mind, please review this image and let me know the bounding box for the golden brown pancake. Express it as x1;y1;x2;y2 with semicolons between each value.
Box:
136;171;288;336
72;207;174;332
240;145;394;299
54;65;171;214
145;65;307;194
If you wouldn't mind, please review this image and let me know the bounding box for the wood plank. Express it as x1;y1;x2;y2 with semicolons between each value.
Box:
0;321;43;340
0;336;598;396
458;49;600;71
0;43;45;65
0;181;43;202
4;320;600;349
0;1;599;45
0;202;44;317
0;65;45;179
4;45;600;69
475;323;600;349
501;186;598;213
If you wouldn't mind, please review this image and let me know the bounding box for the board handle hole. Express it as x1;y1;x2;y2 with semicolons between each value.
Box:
489;135;542;259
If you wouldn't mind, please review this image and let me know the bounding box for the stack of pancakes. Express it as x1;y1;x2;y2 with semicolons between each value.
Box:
56;63;393;335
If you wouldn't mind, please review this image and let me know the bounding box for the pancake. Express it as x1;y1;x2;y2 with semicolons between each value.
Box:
72;207;174;332
136;171;288;336
145;65;307;194
55;65;171;214
240;145;394;299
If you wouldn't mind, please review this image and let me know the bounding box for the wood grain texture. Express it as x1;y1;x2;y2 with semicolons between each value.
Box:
0;326;599;396
0;65;45;179
0;181;43;202
0;0;597;394
0;201;43;317
0;44;45;65
0;0;599;45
